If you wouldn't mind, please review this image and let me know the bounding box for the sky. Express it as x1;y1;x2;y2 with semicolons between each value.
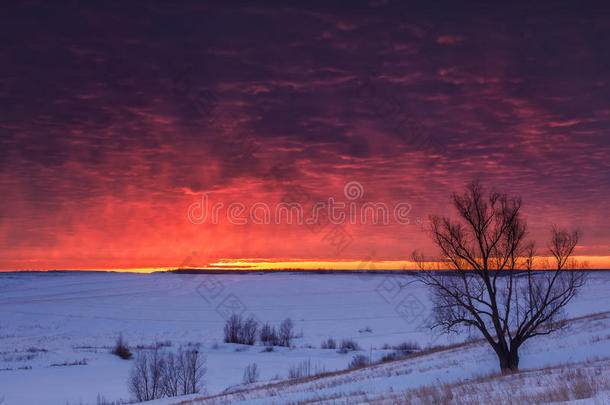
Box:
1;1;609;270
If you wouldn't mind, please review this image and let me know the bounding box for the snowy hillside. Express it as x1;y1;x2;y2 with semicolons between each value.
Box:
160;311;610;404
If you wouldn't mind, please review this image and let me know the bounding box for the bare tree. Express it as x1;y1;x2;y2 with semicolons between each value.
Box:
549;225;580;270
180;348;206;395
161;351;180;397
130;347;206;400
413;181;586;373
524;241;536;271
242;362;260;384
128;348;165;401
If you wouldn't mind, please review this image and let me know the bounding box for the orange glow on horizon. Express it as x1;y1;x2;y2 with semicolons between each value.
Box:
2;256;608;273
205;256;610;271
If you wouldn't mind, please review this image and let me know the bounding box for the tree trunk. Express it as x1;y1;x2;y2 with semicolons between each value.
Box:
497;347;519;373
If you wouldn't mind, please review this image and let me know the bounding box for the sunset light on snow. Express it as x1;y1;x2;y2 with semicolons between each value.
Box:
2;2;610;404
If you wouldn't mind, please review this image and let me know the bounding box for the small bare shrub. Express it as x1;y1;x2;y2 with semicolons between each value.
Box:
240;316;259;345
95;393;129;405
338;339;361;353
224;314;243;344
394;341;420;353
382;341;421;360
381;351;407;362
260;323;279;346
50;359;87;367
156;340;172;348
321;337;337;349
128;348;164;401
224;315;258;345
243;363;260;384
112;333;132;360
279;318;294;347
348;354;370;369
287;359;325;379
26;347;48;353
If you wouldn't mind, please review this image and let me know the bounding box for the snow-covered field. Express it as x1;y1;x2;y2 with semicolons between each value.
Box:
0;271;609;404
